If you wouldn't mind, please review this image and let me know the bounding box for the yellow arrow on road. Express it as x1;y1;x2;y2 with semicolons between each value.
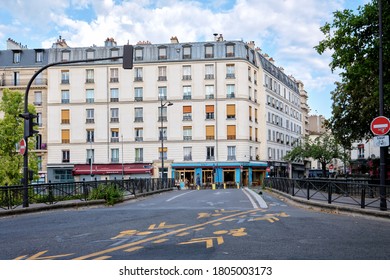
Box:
178;236;224;249
148;222;185;230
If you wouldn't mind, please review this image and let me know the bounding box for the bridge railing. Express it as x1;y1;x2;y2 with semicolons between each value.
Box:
0;178;175;210
263;177;390;211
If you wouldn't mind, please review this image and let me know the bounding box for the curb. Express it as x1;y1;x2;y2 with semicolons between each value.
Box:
265;188;390;219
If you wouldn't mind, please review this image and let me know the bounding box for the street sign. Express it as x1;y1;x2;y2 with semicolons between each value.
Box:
370;116;390;135
19;138;26;155
373;135;390;147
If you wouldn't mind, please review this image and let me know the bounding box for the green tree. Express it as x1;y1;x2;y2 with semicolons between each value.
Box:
0;89;38;185
315;0;390;148
284;134;342;177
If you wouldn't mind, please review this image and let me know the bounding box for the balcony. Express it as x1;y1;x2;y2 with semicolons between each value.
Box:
1;78;48;87
205;94;214;99
110;118;119;123
134;117;143;122
182;75;192;80
134;96;143;102
86;119;95;124
205;74;214;80
135;136;143;142
183;95;192;100
183;136;192;141
158;76;167;81
111;137;119;143
110;77;119;83
110;98;119;102
227;155;236;161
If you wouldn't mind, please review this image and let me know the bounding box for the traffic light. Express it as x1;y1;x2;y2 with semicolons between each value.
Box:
122;44;134;69
24;113;39;138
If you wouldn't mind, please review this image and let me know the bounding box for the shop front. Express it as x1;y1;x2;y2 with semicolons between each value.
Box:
72;163;153;181
172;161;267;188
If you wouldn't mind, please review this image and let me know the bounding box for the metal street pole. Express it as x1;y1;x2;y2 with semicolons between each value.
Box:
160;99;173;181
378;0;387;210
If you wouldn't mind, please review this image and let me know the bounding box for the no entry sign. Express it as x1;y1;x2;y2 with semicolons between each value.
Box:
19;138;26;155
371;116;390;135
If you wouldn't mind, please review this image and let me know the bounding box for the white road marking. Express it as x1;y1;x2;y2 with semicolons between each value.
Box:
166;190;197;202
243;188;268;209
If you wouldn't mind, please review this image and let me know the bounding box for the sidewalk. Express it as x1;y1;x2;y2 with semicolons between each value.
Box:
260;187;390;219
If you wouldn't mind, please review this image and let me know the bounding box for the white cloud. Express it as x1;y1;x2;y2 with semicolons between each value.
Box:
1;0;367;117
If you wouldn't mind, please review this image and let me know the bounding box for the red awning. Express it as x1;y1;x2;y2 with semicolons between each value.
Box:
72;164;153;175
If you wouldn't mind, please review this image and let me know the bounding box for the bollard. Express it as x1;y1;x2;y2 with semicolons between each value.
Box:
224;183;226;189
212;184;216;190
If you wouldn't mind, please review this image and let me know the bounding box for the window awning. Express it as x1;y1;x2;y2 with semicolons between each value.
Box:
72;163;153;175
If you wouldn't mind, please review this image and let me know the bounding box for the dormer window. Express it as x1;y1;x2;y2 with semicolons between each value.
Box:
35;49;44;63
110;48;119;58
183;45;191;59
158;46;167;60
135;47;143;61
61;50;70;61
225;43;235;57
205;44;214;58
86;49;95;59
13;51;21;63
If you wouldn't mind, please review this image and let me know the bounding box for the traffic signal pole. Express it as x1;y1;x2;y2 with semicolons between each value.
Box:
378;0;387;211
20;45;133;207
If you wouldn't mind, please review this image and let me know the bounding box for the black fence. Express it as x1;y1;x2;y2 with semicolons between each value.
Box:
263;177;390;211
0;178;175;210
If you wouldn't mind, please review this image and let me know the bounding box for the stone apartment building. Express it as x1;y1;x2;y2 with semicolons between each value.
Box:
0;35;309;186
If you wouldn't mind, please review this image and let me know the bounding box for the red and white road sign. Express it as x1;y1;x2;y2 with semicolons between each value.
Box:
370;116;390;135
19;138;26;155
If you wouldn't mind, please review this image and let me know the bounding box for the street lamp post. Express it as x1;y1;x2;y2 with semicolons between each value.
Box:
160;99;173;181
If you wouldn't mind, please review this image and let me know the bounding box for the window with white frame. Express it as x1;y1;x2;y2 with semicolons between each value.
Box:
183;147;192;161
134;107;143;122
110;88;119;102
227;146;236;160
86;89;94;103
205;64;214;79
134;87;143;101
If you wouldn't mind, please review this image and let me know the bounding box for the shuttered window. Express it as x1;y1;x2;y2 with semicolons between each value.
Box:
183;106;192;113
226;104;236;119
227;125;236;140
62;129;70;143
61;109;70;124
206;125;215;140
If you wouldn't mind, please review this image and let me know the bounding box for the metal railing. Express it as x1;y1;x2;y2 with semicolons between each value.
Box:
0;178;174;210
263;177;389;211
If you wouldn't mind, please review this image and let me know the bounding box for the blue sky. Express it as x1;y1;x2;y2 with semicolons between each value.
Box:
0;0;371;118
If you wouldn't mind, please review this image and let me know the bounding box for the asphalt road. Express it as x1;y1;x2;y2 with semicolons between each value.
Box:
1;188;389;260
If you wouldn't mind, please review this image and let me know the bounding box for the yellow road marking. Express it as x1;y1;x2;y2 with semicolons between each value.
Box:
153;239;169;244
124;246;143;252
93;256;112;260
73;208;261;260
179;236;224;249
15;250;74;260
148;222;185;230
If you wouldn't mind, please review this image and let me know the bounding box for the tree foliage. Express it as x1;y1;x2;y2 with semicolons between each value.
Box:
284;134;343;176
315;0;390;148
0;89;38;186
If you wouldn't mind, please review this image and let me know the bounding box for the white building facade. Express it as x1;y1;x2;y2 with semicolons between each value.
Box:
42;36;308;185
